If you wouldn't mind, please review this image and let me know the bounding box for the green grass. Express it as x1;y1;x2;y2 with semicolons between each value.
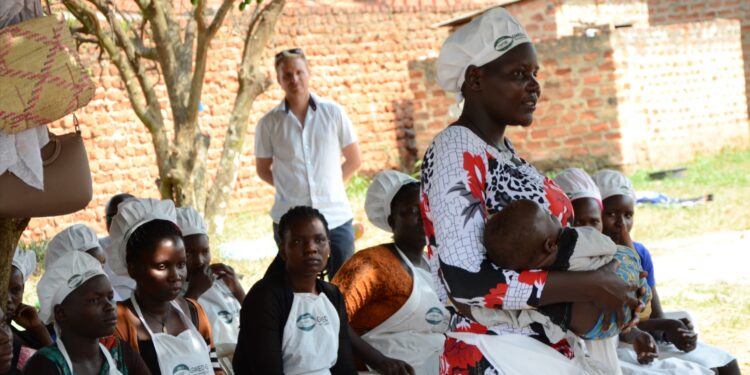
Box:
629;148;750;243
658;281;750;371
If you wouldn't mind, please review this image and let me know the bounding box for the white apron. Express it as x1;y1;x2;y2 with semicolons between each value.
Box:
656;311;735;369
281;292;340;375
617;343;713;375
197;280;241;357
56;338;122;375
585;336;623;375
361;248;448;375
618;310;733;373
132;297;213;375
446;332;582;375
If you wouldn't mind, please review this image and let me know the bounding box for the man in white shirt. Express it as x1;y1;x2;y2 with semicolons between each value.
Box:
255;48;361;278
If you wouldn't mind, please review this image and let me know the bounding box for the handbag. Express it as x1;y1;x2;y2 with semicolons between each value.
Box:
0;15;95;133
0;117;93;218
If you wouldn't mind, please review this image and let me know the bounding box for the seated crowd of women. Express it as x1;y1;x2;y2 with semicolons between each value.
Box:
1;6;741;375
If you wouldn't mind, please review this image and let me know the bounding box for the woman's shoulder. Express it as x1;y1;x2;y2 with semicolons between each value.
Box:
342;245;397;269
243;276;290;311
316;280;342;298
430;125;486;152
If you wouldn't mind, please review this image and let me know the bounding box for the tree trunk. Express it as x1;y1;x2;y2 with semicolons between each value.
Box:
0;218;30;311
204;0;286;236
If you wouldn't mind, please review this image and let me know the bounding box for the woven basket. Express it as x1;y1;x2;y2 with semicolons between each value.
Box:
0;15;95;134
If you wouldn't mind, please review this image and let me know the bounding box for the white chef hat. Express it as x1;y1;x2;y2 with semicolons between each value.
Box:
365;170;419;232
107;198;177;277
11;246;36;283
37;251;106;324
553;168;602;206
45;224;101;269
592;169;636;201
176;207;208;237
437;7;531;94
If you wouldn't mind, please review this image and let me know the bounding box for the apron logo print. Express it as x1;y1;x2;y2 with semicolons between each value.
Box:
218;310;233;324
67;271;101;288
296;313;316;331
172;364;190;375
494;33;527;52
67;274;83;288
424;307;445;325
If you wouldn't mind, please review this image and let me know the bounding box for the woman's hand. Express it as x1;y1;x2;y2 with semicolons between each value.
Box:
210;263;246;303
632;330;658;364
589;261;642;331
12;304;52;347
12;304;44;330
663;318;698;352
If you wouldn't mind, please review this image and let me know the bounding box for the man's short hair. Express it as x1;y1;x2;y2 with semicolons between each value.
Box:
274;47;306;69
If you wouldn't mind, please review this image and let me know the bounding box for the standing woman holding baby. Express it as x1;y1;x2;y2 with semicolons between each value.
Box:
421;7;645;374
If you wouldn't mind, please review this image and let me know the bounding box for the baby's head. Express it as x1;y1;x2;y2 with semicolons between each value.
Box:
483;200;562;270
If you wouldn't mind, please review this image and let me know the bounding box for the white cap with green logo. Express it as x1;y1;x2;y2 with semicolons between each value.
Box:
37;250;106;324
436;7;531;95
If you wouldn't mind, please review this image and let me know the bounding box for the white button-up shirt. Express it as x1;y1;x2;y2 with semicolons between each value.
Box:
254;94;357;228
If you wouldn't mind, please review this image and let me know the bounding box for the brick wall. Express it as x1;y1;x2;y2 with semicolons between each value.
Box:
555;0;649;37
647;0;750;113
506;31;621;169
407;18;748;172
22;2;496;241
612;19;749;167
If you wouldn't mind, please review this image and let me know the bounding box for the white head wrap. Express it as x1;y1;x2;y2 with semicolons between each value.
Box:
11;246;36;283
592;169;636;201
107;198;177;277
437;7;532;95
45;224;101;269
365;170;419;232
553;168;602;205
37;251;105;324
176;207;208;237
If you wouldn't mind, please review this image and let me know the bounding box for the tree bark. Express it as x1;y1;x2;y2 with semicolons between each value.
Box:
0;218;30;311
204;0;286;236
61;0;286;237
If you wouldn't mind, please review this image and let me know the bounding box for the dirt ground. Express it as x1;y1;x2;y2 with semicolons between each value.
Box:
646;230;750;372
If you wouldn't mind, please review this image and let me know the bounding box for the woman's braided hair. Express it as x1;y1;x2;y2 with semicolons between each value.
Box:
276;206;330;242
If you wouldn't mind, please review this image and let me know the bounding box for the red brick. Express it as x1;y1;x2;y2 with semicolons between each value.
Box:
583;75;602;85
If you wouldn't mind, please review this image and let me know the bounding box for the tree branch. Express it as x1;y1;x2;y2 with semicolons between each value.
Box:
205;0;286;234
62;0;171;197
186;0;235;127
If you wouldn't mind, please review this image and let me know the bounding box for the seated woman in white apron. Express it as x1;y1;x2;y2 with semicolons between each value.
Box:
332;171;448;375
233;206;357;375
590;171;740;375
23;251;150;375
107;198;223;375
177;207;244;365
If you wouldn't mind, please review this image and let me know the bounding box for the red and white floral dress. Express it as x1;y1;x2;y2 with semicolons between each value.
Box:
420;125;574;374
